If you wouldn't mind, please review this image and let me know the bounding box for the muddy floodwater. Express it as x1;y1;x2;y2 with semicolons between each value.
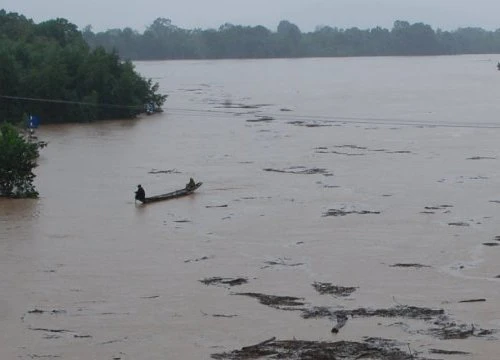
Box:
1;55;500;359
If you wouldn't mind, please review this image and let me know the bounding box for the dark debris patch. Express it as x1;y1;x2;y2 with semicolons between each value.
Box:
314;145;412;156
323;209;381;217
246;116;274;123
263;166;332;176
29;327;71;334
200;277;248;287
424;317;496;340
262;257;304;269
212;314;238;318
211;337;417;360
424;205;453;210
288;120;332;127
185;255;214;263
466;156;496;160
233;292;305;310
312;282;358;297
302;305;444;321
27;309;67;315
458;299;486;303
429;348;470;355
219;102;271;109
390;263;431;269
483;242;499;247
148;169;181;174
448;222;470;227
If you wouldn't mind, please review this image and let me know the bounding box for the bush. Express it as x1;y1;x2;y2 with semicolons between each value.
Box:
0;123;40;198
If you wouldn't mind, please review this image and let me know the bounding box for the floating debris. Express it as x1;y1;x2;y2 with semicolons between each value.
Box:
323;209;380;217
29;327;71;333
314;145;412;156
425;205;453;210
429;348;470;355
312;282;358;297
458;299;486;303
184;255;214;263
390;263;431;269
448;222;470;227
246;115;275;122
200;277;248;287
302;305;444;321
233;293;305;310
211;337;416;360
262;257;304;269
148;169;181;174
424;319;495;340
288;120;332;127
483;242;499;247
219;102;271;109
466;156;496;160
263;166;332;176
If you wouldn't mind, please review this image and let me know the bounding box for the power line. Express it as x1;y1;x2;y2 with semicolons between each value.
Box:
0;95;144;109
3;94;500;129
165;106;500;129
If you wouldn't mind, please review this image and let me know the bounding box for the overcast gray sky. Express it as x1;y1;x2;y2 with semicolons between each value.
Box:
2;0;500;32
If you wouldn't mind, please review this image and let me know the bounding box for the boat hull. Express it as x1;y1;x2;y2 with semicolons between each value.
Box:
142;182;202;204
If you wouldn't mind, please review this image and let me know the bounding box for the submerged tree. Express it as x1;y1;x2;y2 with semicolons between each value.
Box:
0;123;40;198
0;10;167;124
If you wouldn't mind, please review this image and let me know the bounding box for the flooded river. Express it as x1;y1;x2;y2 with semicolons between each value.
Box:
1;55;500;359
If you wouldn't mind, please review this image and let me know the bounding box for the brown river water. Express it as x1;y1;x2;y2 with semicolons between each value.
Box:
1;55;500;359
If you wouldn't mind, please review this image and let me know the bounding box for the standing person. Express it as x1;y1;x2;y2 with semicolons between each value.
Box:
135;184;146;203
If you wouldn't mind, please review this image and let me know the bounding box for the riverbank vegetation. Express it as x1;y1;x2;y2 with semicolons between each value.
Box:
0;124;40;198
83;18;500;60
0;10;167;124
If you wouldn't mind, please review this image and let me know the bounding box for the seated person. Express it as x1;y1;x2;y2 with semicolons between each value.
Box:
135;184;146;202
186;178;196;190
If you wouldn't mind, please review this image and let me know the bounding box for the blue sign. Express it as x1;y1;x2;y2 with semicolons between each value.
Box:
28;115;40;128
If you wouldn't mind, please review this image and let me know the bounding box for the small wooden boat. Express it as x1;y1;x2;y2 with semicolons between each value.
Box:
141;182;202;204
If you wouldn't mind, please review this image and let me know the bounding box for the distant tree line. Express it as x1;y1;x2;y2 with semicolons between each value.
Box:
0;10;167;124
83;18;500;60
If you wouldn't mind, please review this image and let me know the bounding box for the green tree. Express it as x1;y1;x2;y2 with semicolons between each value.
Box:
0;123;40;198
0;10;167;124
276;20;302;56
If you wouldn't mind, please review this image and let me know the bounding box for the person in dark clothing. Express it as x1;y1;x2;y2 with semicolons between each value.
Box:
186;178;196;190
135;184;146;203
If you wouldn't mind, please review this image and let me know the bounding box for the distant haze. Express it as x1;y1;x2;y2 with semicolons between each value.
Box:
2;0;500;32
